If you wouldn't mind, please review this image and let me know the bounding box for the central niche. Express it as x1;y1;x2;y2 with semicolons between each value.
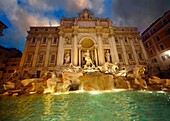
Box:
80;38;94;48
79;38;96;67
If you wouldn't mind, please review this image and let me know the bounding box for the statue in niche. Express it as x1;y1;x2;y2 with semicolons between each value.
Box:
64;51;71;64
83;50;95;68
105;50;111;63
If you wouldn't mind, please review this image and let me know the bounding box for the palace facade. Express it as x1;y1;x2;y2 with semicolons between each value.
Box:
19;9;147;77
142;10;170;70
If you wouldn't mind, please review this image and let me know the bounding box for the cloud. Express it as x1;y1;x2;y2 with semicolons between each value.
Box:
0;0;169;51
111;0;170;32
24;0;104;16
0;0;60;51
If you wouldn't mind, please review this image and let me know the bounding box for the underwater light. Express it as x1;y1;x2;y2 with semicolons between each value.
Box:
165;50;170;56
89;91;101;95
157;91;166;94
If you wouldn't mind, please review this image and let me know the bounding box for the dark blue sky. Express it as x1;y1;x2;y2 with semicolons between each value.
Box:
0;0;169;52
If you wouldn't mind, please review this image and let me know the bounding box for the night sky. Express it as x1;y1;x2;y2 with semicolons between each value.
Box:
0;0;169;52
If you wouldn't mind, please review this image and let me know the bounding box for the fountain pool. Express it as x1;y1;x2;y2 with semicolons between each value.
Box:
0;90;170;121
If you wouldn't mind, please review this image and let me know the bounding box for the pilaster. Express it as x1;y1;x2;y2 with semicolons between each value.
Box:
72;29;78;66
139;38;148;60
110;34;119;63
97;32;104;65
44;36;52;67
19;37;30;67
57;31;64;66
120;36;128;65
32;38;40;67
129;37;139;64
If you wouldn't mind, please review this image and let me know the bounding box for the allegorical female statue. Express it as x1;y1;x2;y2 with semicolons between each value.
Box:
64;51;71;64
105;50;111;63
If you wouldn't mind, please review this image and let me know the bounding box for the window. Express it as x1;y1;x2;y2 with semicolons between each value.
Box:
38;55;43;63
152;58;157;63
128;53;133;60
156;36;160;41
166;28;170;35
149;49;154;55
115;37;119;43
159;44;165;50
26;55;32;63
153;28;157;33
145;42;151;48
153;58;157;63
163;19;168;25
50;54;55;63
124;38;128;43
8;70;14;73
138;53;144;60
53;37;58;44
118;53;122;59
42;37;46;43
150;30;153;35
31;37;36;43
11;64;17;66
144;36;147;40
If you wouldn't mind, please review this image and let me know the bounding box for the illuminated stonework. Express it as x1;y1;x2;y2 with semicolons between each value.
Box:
19;9;148;77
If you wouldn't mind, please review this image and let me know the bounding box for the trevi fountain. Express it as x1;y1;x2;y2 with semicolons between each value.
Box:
1;52;170;120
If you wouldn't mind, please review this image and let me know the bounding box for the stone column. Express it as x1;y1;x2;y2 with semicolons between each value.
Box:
19;37;30;67
97;33;104;65
94;46;98;66
57;32;64;66
129;37;139;64
72;30;78;66
78;48;81;66
110;35;119;63
44;36;52;67
32;38;40;67
120;36;128;65
139;38;148;60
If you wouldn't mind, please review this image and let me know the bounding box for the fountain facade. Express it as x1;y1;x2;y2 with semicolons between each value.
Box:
18;8;147;79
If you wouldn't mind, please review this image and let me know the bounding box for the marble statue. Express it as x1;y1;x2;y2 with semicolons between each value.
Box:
83;50;95;68
105;50;111;63
64;51;71;64
96;18;100;26
74;18;78;26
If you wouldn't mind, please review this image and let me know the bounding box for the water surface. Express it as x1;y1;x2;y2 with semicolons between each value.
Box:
0;90;170;121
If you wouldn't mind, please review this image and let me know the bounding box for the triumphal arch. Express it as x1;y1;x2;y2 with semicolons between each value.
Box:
19;8;148;77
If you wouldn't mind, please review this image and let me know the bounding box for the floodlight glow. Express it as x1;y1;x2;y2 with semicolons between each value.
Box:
165;50;170;56
89;91;100;95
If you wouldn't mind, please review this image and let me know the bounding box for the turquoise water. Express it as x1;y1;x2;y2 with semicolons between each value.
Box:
0;91;170;121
